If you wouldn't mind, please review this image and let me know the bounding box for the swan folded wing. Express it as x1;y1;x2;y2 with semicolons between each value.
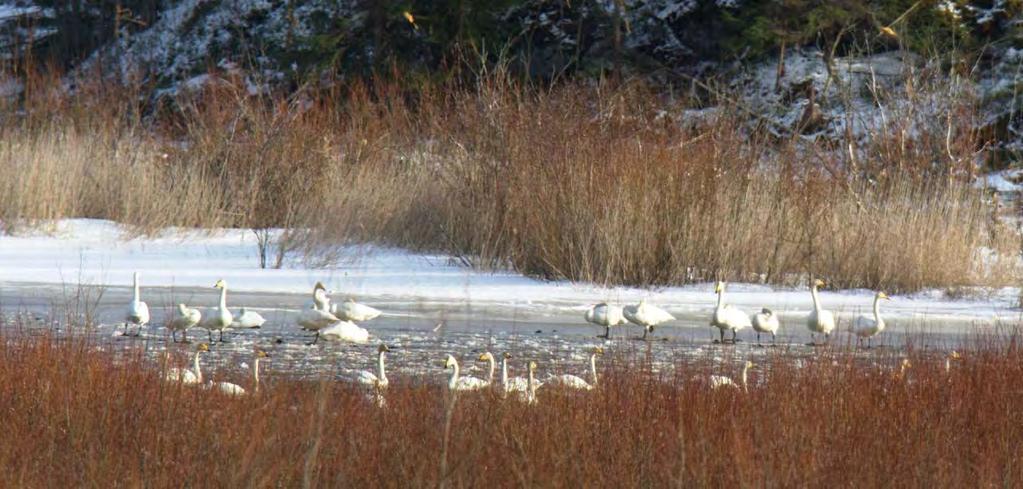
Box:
454;377;489;391
357;371;379;386
165;368;198;384
320;321;370;344
213;381;246;396
545;374;592;390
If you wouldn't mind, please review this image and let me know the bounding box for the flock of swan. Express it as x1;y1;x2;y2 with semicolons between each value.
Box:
584;279;893;347
124;271;899;400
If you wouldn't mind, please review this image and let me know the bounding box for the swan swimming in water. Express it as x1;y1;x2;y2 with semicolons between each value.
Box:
850;291;890;348
543;347;604;390
167;303;201;343
711;281;751;343
358;344;391;407
443;354;489;391
585;303;627;339
623;300;675;340
164;343;209;384
207;349;269;396
124;272;150;337
199;279;234;343
751;308;780;345
708;360;753;392
806;279;835;345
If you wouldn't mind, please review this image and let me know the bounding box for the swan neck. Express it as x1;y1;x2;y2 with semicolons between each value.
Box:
590;354;598;385
741;364;749;392
219;286;227;309
716;287;724;309
253;358;261;390
448;361;459;389
486;357;495;384
872;295;882;322
378;351;387;383
193;351;203;384
811;285;822;312
133;274;140;301
501;358;509;389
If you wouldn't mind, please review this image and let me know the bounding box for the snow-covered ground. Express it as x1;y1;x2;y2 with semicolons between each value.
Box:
0;219;1018;326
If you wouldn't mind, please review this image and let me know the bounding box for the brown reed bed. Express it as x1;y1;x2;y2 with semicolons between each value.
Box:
0;333;1020;487
0;71;1015;291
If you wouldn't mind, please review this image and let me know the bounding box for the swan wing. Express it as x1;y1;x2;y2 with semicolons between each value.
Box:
709;375;736;389
297;308;339;331
505;377;531;393
357;370;379;386
454;376;489;391
320;321;370;344
336;302;382;322
127;300;150;325
165;368;199;384
215;381;246;396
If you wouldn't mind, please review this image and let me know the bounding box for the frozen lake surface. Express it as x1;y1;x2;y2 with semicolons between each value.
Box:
0;219;1019;384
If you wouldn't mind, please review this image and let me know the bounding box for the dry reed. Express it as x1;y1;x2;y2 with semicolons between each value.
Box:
0;71;1014;291
0;333;1020;487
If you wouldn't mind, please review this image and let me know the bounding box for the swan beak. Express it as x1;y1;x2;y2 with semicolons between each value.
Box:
879;292;891;300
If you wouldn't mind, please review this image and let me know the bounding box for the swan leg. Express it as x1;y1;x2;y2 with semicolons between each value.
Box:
182;330;190;344
307;331;320;345
756;332;761;345
642;327;649;341
218;330;227;343
208;329;214;342
171;330;177;343
731;329;737;343
771;332;777;346
719;329;725;343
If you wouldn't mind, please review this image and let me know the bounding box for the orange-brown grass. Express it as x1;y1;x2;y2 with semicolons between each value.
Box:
0;334;1021;487
0;71;1015;290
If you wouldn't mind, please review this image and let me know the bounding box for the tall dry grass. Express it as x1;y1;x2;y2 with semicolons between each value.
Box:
0;333;1021;487
0;70;1014;291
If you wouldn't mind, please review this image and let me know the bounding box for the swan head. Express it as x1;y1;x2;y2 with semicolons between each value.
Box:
949;350;962;360
813;278;826;289
502;352;513;360
714;281;725;293
443;354;458;369
527;360;538;372
744;360;754;369
592;346;605;356
197;343;210;353
314;281;327;293
177;303;188;312
213;279;226;289
378;344;391;353
478;352;494;362
254;349;270;359
760;307;773;316
877;291;891;301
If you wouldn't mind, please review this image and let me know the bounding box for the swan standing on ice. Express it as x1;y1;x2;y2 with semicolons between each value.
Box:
443;354;489;391
585;303;627;339
711;281;751;343
751;308;780;346
331;298;382;322
544;347;604;390
200;279;234;343
232;307;266;329
319;320;370;344
850;291;890;348
709;360;753;392
164;343;209;384
359;344;391;407
623;300;675;340
124;272;150;337
806;279;835;345
209;349;269;396
298;282;341;344
167;303;201;343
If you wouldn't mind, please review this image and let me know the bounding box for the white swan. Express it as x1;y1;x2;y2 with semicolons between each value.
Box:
208;349;269;396
477;352;498;387
443;354;489;391
623;300;675;340
500;352;531;397
167;303;201;343
709;360;753;392
524;361;539;405
319;320;370;344
806;278;835;344
751;308;780;345
544;347;604;390
358;344;391;407
199;279;234;343
331;298;382;322
298;282;342;344
164;343;209;384
711;281;751;343
585;303;627;339
850;291;890;348
124;272;150;337
945;351;962;374
232;307;266;329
